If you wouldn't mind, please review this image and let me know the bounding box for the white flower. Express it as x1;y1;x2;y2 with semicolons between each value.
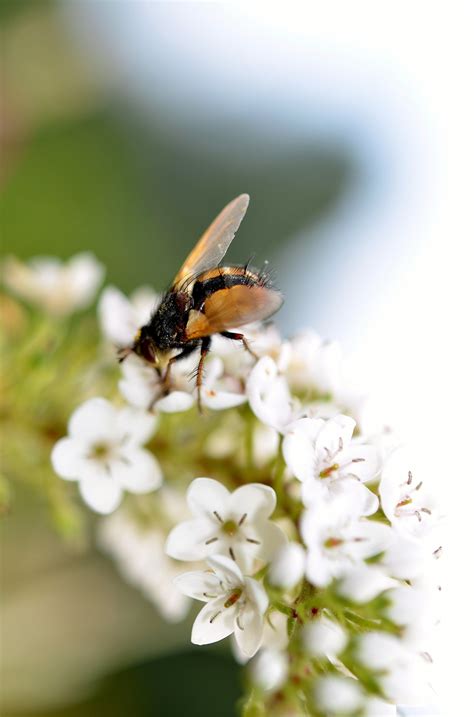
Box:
98;508;191;622
231;608;289;664
250;648;289;692
3;253;104;316
119;353;247;413
98;285;158;345
313;675;363;714
166;478;286;572
174;554;268;657
302;614;348;658
119;352;195;413
384;584;439;646
247;356;295;432
357;631;433;704
336;564;395;603
381;532;434;580
268;542;306;589
379;448;438;538
283;415;380;513
301;491;393;587
51;398;161;514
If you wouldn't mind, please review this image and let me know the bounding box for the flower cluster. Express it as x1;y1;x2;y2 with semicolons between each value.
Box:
2;254;441;716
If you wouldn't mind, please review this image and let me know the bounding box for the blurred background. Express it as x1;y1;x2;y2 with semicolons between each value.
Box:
1;1;473;715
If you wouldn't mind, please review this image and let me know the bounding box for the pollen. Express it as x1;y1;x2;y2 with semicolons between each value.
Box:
320;463;339;478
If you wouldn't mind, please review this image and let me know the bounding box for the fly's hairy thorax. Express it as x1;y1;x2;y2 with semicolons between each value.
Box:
148;291;190;350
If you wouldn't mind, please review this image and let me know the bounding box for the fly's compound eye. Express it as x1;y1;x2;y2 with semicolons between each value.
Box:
138;337;156;364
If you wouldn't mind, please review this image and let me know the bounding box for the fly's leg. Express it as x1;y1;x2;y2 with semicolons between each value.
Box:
196;336;211;413
220;331;258;360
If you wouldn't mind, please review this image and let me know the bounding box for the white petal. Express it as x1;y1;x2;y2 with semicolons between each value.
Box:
191;597;236;645
201;388;247;410
247;356;293;432
155;391;194;413
234;607;265;658
98;286;140;345
250;649;288;692
51;437;86;480
229;483;276;521
314;675;363;713
315;415;356;458
187;477;230;519
336;565;395;603
244;576;269;616
112;448;162;493
207;554;244;586
268;542;306;588
382;533;429;579
165;519;216;560
282;417;325;483
339;444;380;482
66;252;104;309
305;550;335;587
68;397;117;443
302;616;348;658
78;475;123;514
357;631;407;670
117;406;157;445
173;570;222;601
254;520;288;562
344;520;394;560
301;477;379;516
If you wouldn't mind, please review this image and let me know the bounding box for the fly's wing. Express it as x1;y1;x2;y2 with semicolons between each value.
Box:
185;284;283;339
172;194;250;290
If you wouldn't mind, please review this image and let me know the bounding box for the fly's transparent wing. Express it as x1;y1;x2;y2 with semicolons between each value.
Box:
172;194;250;289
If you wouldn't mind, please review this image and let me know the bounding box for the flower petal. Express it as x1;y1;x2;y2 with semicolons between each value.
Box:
187;478;230;519
234;604;265;657
51;437;86;480
173;570;222;601
282;417;325;482
165;519;216;560
112;448;162;493
229;483;276;521
117;406;157;445
191;597;236;645
207;554;244;586
155;391;194;413
79;475;123;514
68;398;117;443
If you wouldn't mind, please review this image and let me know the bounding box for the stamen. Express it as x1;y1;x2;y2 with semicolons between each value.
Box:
246;538;261;545
351;457;365;463
205;537;219;545
338;437;344;451
203;592;218;599
433;546;442;558
213;511;224;523
415;481;423;491
415;510;422;522
209;611;222;623
421;507;432;515
236;615;244;631
238;513;248;526
229;547;236;561
320;463;339;478
407;470;413;485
